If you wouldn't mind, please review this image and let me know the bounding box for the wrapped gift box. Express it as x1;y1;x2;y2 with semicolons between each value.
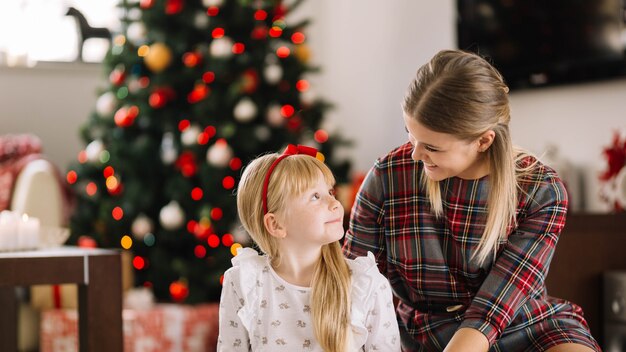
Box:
40;303;219;352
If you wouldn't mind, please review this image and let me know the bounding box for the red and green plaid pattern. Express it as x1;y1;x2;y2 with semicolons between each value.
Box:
343;142;599;351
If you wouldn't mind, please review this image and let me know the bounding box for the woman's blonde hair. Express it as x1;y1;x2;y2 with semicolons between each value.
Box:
236;152;352;352
402;49;532;265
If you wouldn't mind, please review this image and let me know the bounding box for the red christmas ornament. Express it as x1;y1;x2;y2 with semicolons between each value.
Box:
194;222;212;240
169;280;189;302
140;0;155;9
187;83;210;103
254;9;267;21
175;151;198;177
276;46;290;58
109;68;126;86
206;6;219;16
182;51;202;67
107;182;124;196
268;26;282;38
165;0;184;14
78;235;98;248
286;115;302;132
232;42;245;54
240;69;259;93
114;106;139;127
291;32;305;44
273;2;286;20
149;87;175;108
251;25;268;40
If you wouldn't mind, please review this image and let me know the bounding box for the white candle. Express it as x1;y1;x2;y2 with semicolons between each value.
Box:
18;214;40;250
0;210;19;251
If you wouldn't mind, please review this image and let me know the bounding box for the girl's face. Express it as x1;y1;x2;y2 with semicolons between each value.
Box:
279;170;344;247
404;113;489;181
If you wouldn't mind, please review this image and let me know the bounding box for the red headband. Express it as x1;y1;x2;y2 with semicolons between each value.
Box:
262;144;321;214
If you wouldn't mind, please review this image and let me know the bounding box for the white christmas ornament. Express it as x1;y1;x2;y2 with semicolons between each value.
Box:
194;11;210;29
85;140;105;162
131;214;154;239
127;78;143;94
181;125;202;146
301;89;317;105
255;126;271;141
207;140;233;167
233;98;257;122
263;64;282;85
126;22;147;45
96;92;117;116
159;201;185;230
160;132;178;164
210;37;234;58
126;8;142;21
266;103;283;127
202;0;224;7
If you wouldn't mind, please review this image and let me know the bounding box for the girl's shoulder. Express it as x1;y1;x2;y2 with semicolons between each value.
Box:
224;247;268;285
346;252;391;294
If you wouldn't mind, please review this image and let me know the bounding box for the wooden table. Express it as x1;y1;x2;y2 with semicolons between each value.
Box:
0;246;123;351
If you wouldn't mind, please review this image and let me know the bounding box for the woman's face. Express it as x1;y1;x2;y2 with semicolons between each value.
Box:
403;113;490;181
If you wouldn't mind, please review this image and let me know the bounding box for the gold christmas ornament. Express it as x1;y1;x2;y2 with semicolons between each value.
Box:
144;42;173;72
295;44;311;63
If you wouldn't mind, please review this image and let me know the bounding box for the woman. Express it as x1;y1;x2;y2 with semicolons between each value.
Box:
342;50;599;351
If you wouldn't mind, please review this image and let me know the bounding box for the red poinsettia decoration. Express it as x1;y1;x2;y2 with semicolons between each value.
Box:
599;130;626;211
600;130;626;181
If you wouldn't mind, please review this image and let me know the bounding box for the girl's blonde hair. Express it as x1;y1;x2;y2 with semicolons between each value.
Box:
236;152;352;352
402;49;533;265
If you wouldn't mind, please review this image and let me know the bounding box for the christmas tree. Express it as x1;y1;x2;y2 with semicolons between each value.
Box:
66;0;351;303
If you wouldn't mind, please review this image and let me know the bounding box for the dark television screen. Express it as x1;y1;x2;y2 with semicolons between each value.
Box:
457;0;626;89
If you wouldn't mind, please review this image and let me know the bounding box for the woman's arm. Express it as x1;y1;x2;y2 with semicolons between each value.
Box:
458;172;568;346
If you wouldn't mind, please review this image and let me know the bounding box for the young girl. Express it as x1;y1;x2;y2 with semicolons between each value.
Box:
218;144;400;352
343;50;600;351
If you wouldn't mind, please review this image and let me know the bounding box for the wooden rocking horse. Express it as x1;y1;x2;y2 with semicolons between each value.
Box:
65;7;112;61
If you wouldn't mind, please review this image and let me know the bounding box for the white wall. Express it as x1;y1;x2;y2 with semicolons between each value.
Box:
1;1;624;212
0;63;101;169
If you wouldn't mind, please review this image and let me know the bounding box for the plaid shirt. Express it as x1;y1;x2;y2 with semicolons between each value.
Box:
343;142;573;349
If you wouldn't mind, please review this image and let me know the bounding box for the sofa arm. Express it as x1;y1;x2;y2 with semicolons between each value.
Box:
10;159;64;227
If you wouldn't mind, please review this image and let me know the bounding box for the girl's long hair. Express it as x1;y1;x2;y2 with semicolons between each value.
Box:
402;49;533;265
236;153;352;352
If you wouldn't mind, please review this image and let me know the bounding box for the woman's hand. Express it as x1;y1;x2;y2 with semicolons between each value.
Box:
443;328;489;352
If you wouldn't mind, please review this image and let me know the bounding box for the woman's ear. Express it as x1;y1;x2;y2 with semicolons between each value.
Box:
477;130;495;152
263;213;287;239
